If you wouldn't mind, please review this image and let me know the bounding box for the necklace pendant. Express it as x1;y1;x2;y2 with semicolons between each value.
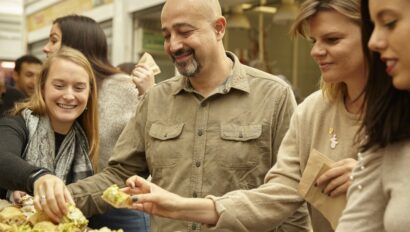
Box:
329;127;338;149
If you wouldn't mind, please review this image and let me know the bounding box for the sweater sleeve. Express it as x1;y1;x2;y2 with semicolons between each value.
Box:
0;115;42;193
335;151;385;232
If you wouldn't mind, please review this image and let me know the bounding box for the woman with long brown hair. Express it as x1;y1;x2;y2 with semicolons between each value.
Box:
336;0;410;231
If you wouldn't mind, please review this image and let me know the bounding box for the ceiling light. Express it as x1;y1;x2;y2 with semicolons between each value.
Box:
253;6;277;14
227;5;250;30
273;0;299;24
1;61;15;69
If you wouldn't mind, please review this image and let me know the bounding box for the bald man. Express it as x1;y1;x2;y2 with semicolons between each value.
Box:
36;0;308;231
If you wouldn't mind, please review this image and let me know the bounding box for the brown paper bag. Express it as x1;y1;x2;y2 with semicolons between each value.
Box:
298;149;346;229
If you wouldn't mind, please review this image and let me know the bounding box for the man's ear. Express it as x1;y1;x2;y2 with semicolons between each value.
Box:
214;16;226;41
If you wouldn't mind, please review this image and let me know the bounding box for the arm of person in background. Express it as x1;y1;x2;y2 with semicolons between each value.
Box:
125;175;219;225
131;64;155;96
315;158;357;197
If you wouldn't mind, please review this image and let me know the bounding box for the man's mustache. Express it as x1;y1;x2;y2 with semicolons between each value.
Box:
172;48;194;59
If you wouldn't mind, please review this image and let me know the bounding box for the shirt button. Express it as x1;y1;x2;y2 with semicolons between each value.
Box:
200;102;206;107
223;89;228;93
197;129;203;136
193;192;197;198
195;161;201;167
192;223;197;230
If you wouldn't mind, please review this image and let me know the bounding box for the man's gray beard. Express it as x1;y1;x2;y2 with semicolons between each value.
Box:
176;58;201;78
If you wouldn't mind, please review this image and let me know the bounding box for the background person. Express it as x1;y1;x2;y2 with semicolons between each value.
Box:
13;54;43;97
42;14;152;231
336;0;410;231
0;66;25;117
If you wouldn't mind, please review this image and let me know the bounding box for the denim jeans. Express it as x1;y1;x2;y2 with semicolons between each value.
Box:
88;208;150;232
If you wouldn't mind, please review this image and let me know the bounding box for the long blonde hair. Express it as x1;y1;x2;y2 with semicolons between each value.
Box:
290;0;361;101
12;47;99;169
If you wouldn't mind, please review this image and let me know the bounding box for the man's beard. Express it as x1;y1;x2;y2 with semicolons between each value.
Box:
172;48;201;77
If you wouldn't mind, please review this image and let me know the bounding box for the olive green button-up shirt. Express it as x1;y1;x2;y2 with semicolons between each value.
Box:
69;52;302;231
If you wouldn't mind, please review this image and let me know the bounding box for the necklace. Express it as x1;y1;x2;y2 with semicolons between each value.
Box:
329;127;338;149
344;89;366;114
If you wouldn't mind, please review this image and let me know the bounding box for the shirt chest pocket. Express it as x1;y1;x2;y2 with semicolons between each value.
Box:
218;124;263;168
148;123;185;167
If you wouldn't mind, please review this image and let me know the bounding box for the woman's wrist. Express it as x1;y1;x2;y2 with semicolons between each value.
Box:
26;168;51;194
177;198;218;225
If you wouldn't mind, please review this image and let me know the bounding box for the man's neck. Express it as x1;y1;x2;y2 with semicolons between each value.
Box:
189;55;233;97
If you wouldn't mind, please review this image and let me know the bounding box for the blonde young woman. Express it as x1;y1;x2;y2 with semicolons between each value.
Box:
123;0;368;231
0;47;98;209
42;15;152;231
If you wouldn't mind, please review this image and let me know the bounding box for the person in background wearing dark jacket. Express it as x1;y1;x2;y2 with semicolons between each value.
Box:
13;55;42;98
0;66;25;118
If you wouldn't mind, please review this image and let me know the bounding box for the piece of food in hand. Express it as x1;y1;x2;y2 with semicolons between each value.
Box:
61;204;88;229
137;52;161;75
20;195;36;219
0;206;26;226
28;210;51;225
29;203;87;230
101;185;132;208
32;221;58;232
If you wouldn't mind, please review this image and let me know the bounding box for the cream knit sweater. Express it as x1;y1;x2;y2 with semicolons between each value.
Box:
337;140;410;232
97;73;139;170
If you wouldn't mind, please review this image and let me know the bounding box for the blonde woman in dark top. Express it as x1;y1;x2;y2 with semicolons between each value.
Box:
0;47;98;208
42;14;151;231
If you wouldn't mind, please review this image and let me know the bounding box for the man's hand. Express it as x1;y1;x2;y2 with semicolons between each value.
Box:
33;174;74;223
316;158;357;197
131;64;155;96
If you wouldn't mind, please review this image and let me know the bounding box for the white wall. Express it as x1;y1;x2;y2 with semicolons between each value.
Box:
0;0;24;60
